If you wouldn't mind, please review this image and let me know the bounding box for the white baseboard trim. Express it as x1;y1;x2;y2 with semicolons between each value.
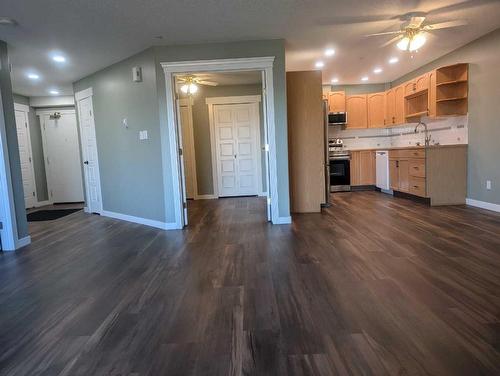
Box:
274;216;292;224
196;194;217;200
466;198;500;213
101;210;179;230
259;192;268;197
16;235;31;249
34;200;53;208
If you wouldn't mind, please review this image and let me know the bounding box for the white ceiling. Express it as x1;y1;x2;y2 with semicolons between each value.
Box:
1;0;500;96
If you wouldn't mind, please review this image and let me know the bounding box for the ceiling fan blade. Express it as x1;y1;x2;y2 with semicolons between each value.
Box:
365;30;402;37
197;80;218;86
381;34;404;47
424;20;468;30
427;0;498;16
408;16;426;28
316;14;398;26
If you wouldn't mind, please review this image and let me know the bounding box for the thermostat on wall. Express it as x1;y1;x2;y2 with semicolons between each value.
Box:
132;66;142;82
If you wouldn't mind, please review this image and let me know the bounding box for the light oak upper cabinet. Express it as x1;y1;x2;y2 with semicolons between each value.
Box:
394;85;405;124
328;91;346;112
404;80;416;97
385;89;396;126
367;92;386;128
346;94;368;129
415;72;429;92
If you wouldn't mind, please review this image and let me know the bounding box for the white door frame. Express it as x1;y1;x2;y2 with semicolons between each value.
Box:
206;95;263;198
178;97;198;199
14;103;38;207
74;88;103;214
0;91;19;251
161;57;280;228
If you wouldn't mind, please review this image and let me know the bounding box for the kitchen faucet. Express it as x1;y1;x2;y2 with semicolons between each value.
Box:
414;121;431;146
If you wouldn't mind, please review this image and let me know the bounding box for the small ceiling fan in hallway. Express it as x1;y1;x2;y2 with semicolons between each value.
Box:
176;75;218;95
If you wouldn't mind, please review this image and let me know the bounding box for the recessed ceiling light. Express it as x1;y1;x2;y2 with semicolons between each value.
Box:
389;57;399;64
315;61;325;68
49;90;59;95
52;55;66;63
27;73;40;80
325;49;335;57
0;17;18;26
373;67;383;74
361;76;369;81
331;78;339;83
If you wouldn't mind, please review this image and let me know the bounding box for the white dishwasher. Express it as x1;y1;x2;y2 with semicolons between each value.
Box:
375;151;390;191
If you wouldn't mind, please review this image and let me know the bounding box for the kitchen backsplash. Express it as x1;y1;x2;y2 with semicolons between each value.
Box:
329;115;468;150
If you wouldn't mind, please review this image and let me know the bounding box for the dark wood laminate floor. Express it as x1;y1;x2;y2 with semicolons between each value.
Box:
0;192;499;375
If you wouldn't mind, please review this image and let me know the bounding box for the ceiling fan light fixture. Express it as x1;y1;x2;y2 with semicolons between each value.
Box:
409;33;426;51
180;84;189;94
397;37;410;51
188;83;198;94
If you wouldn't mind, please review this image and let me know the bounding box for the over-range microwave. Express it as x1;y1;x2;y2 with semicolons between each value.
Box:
328;112;347;125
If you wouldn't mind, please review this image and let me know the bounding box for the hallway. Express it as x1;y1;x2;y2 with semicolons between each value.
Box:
0;194;499;375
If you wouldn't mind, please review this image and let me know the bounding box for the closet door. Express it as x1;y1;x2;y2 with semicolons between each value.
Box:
213;103;260;197
14;109;36;208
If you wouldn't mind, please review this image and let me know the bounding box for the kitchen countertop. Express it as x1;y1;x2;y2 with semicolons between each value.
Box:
346;144;468;152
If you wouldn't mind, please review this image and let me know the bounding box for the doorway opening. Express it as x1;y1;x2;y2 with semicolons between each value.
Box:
174;70;269;226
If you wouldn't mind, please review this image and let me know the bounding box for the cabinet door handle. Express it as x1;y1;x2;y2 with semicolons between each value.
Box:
396;160;399;168
413;185;419;189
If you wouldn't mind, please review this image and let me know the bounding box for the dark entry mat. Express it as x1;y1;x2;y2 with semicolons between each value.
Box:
27;209;82;222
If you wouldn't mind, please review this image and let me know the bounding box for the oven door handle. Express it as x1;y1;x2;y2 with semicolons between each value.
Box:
329;157;351;161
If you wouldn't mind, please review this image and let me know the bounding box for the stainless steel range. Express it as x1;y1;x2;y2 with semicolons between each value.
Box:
328;139;351;192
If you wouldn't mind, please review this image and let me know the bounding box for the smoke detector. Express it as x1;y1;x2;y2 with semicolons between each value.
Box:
0;17;18;26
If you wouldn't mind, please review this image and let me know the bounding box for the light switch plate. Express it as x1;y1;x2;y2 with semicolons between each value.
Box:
122;118;128;128
139;130;148;140
486;180;492;190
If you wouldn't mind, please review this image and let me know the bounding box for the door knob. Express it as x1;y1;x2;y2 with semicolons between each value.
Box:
83;161;89;165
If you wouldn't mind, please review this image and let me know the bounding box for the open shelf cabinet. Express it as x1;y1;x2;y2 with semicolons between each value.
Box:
435;64;468;116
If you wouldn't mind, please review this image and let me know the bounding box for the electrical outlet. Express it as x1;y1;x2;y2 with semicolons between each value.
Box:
486;180;492;190
139;130;148;140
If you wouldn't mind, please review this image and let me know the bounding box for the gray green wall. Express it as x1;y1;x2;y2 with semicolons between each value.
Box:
392;28;500;205
13;94;49;201
0;41;28;239
73;48;165;221
186;83;265;195
74;39;289;224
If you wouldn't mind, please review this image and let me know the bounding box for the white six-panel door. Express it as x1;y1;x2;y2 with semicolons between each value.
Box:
14;109;36;208
214;103;260;197
76;95;103;214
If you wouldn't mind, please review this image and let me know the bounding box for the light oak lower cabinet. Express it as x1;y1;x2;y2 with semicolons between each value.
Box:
389;145;467;206
350;150;376;186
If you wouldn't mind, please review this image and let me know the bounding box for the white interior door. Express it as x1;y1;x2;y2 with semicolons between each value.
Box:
77;96;103;214
214;103;260;197
178;99;197;199
42;112;84;203
175;100;188;225
14;109;36;208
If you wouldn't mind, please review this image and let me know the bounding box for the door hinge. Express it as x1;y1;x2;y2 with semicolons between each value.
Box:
89;110;92;116
183;202;187;209
32;192;35;197
29;157;31;163
25;122;28;128
179;148;183;156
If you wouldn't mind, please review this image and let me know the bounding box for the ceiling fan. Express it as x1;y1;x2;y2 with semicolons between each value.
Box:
177;75;218;95
366;14;467;51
